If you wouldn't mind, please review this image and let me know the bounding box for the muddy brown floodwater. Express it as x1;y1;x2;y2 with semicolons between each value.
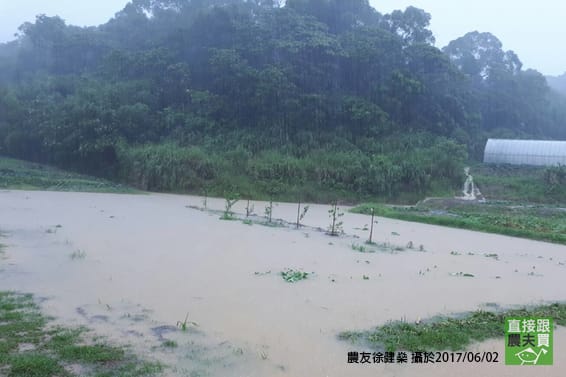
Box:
1;190;565;376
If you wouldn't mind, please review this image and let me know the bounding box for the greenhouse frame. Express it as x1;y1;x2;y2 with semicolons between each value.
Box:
483;139;566;166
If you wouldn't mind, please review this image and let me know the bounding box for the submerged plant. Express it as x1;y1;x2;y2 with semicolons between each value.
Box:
450;272;475;277
163;340;178;348
281;269;309;283
70;249;86;260
351;243;375;253
254;270;271;276
176;312;198;331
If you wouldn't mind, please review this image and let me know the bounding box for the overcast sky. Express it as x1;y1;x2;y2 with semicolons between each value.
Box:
0;0;564;76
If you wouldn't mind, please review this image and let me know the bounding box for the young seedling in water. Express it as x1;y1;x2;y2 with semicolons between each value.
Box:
177;312;198;331
368;208;376;244
245;199;254;217
264;197;273;223
221;193;239;220
327;202;344;236
449;272;475;277
296;200;309;229
202;188;208;209
163;340;178;348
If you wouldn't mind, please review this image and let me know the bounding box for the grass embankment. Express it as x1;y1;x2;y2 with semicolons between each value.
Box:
473;164;565;204
351;201;566;245
0;157;135;193
0;291;162;377
339;303;566;352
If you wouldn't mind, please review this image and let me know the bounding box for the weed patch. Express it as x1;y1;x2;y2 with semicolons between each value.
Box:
162;340;177;348
70;250;87;260
339;303;566;352
281;269;310;283
176;312;198;331
0;291;162;376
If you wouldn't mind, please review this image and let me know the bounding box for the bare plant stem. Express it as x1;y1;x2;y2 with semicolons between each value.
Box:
369;207;375;243
296;199;301;229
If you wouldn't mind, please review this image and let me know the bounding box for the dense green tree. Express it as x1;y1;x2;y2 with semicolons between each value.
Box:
286;0;381;33
443;31;522;82
0;0;564;200
382;6;435;45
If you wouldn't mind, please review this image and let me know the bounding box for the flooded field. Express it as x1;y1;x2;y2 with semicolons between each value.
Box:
1;190;565;376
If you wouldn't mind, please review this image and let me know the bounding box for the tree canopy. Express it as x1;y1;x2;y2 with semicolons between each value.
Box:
0;0;564;200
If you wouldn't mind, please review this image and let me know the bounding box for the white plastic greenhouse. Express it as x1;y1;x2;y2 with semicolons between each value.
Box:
483;139;566;166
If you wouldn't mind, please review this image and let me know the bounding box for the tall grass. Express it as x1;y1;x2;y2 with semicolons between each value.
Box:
114;140;468;203
117;143;216;192
0;157;132;193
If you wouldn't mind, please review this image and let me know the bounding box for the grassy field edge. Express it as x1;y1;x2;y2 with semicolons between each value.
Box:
0;291;163;377
350;203;566;245
339;303;566;352
0;157;137;194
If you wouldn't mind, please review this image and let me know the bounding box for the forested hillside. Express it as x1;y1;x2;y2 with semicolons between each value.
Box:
1;0;565;201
